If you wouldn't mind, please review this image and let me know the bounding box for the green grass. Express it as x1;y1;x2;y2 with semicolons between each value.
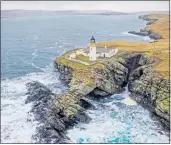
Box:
76;55;90;63
56;57;89;70
63;50;72;58
86;78;94;87
56;56;105;71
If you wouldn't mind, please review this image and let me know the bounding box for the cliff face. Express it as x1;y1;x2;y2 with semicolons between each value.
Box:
128;14;165;40
55;52;145;96
25;51;169;143
25;81;93;143
24;13;169;143
128;66;170;128
54;51;169;129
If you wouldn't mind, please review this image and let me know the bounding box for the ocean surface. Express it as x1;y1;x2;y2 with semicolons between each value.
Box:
1;14;169;143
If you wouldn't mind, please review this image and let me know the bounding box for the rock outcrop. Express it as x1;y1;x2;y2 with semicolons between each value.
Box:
25;50;169;143
128;67;170;128
25;81;92;143
128;30;162;40
128;15;162;40
24;13;169;143
55;51;170;129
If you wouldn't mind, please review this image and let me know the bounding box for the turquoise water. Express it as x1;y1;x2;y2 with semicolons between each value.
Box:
67;91;169;143
1;14;168;143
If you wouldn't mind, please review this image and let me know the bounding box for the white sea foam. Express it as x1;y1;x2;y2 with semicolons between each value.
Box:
67;92;169;143
143;36;151;41
31;49;38;61
122;31;134;36
1;77;37;143
122;31;152;41
33;35;39;40
31;62;46;72
1;65;67;143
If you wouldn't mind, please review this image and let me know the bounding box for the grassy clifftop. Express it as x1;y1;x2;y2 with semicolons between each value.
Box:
56;14;169;79
143;14;169;40
97;14;169;79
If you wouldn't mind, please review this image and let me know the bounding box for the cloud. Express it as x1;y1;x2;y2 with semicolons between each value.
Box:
1;1;169;12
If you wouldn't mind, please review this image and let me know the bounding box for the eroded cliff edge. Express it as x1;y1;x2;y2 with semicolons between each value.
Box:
25;14;169;143
55;51;170;129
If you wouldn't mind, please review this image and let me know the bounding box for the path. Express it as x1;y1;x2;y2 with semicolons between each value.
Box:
66;58;91;65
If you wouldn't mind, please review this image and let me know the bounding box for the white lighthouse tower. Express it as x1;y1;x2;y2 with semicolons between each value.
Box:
89;36;96;61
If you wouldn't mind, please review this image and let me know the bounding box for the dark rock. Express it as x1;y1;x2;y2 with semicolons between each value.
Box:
55;51;169;131
92;88;110;97
32;125;60;143
25;81;52;104
146;20;157;25
128;15;162;40
128;66;170;128
128;30;150;36
26;81;84;143
149;32;162;40
54;62;73;84
93;61;128;94
128;30;162;40
73;112;92;123
78;98;95;109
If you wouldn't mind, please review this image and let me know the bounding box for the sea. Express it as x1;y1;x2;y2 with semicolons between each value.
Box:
1;14;169;143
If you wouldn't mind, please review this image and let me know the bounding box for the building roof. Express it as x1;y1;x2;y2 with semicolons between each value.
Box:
90;36;95;41
83;47;116;53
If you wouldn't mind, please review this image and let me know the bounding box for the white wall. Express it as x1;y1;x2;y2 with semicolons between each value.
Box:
70;53;76;59
89;46;96;61
99;53;111;58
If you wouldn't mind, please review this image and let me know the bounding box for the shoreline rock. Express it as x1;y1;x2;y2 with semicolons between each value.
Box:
128;66;170;129
55;51;169;129
25;14;169;143
128;30;162;40
128;15;162;40
25;81;93;143
26;50;169;143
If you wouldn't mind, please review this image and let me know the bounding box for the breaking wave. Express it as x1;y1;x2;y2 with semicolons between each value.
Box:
1;64;67;143
122;31;152;41
67;89;169;143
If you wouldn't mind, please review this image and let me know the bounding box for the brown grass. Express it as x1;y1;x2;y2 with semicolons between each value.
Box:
97;14;169;79
56;14;169;79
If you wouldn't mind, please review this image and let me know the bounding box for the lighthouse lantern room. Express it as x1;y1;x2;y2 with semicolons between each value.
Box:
89;36;97;61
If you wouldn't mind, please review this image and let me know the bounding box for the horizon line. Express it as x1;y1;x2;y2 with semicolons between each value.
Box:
1;9;169;12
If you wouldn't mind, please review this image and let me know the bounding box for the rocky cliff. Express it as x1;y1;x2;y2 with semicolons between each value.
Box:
54;51;169;130
25;81;93;143
128;15;163;40
24;13;169;143
25;50;169;143
128;66;170;128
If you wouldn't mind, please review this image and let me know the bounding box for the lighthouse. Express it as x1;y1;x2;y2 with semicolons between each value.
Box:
89;36;96;61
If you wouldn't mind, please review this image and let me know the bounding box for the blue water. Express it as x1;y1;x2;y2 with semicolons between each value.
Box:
1;14;168;143
2;14;149;80
67;90;169;143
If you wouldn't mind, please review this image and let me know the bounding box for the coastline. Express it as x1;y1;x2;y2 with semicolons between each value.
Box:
25;13;169;143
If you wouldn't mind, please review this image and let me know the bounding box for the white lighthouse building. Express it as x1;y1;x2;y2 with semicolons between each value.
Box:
69;36;118;62
89;36;97;61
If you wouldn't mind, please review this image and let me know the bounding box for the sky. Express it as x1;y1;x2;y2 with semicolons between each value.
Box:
1;1;169;12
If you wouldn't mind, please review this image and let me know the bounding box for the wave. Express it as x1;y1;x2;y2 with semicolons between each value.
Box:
31;63;46;72
122;31;152;41
33;35;39;40
67;92;169;143
143;36;151;41
122;31;140;37
1;64;67;143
